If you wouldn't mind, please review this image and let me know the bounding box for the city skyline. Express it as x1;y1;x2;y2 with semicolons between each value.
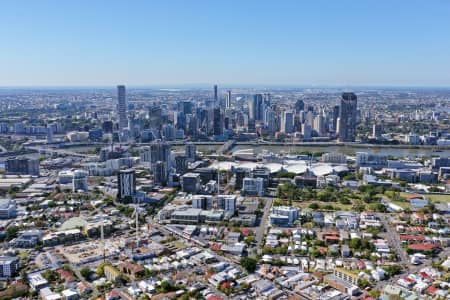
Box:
1;1;450;87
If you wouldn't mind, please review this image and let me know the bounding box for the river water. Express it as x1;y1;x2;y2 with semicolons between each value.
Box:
232;145;450;158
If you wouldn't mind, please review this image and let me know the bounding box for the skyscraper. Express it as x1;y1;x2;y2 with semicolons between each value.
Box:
338;92;358;142
295;99;305;113
313;115;326;136
152;161;168;186
148;105;162;129
213;107;223;135
225;90;232;109
372;123;383;139
213;84;218;105
264;108;276;134
254;94;264;121
117;85;127;131
332;105;340;132
72;170;88;192
148;140;171;164
118;169;136;200
185;142;196;162
281;110;294;133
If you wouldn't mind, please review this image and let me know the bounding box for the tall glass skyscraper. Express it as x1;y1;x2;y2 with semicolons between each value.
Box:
338;92;358;142
117;85;127;131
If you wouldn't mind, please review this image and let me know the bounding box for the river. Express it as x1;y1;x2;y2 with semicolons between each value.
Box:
231;144;450;158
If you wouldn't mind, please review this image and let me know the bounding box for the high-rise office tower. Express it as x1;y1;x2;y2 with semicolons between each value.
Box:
178;101;193;115
5;157;40;176
313;115;326;136
174;155;188;174
148;140;171;164
254;94;264;121
248;98;255;120
148;105;162;129
185;142;196;162
264;93;271;107
46;126;53;143
102;120;114;133
152;161;168;186
213;85;218;105
225;90;232;109
281;110;294;133
213;107;223;135
302;123;312;140
118;169;136;200
338;92;358;142
72;170;88;192
295;99;305;113
332;105;340;132
372;123;383;139
117;85;127;131
305;111;315;127
264;108;276;134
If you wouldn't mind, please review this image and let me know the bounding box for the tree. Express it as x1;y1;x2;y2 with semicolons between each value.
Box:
96;262;109;277
349;238;362;250
42;269;58;282
382;265;402;278
308;203;319;210
80;268;93;280
5;226;20;241
244;236;255;247
358;278;371;288
240;257;257;273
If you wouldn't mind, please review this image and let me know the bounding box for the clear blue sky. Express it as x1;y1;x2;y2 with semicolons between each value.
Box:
1;0;450;87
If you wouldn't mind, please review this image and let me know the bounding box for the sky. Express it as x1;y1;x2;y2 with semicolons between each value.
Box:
1;0;450;87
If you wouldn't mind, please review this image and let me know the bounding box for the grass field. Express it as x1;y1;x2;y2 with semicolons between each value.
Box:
287;200;354;211
400;192;450;204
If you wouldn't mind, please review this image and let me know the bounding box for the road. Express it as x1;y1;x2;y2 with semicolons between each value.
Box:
377;213;409;265
255;197;273;256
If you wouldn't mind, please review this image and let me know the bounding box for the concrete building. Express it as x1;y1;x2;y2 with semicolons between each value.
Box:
217;195;237;214
313;115;325;136
181;173;201;194
225;90;232;109
72;170;88;192
324;274;359;296
321;152;346;164
174;155;188;174
356;152;387;169
58;170;74;184
270;206;299;226
0;256;19;278
281;110;294;133
117;169;136;200
152;161;168;186
234;167;252;189
5;157;40;176
242;177;264;196
185;143;196;162
11;229;42;248
0;199;17;219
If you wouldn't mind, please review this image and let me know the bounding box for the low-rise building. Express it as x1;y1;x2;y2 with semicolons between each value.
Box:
0;256;20;278
0;199;17;219
242;177;264;196
270;206;299;226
